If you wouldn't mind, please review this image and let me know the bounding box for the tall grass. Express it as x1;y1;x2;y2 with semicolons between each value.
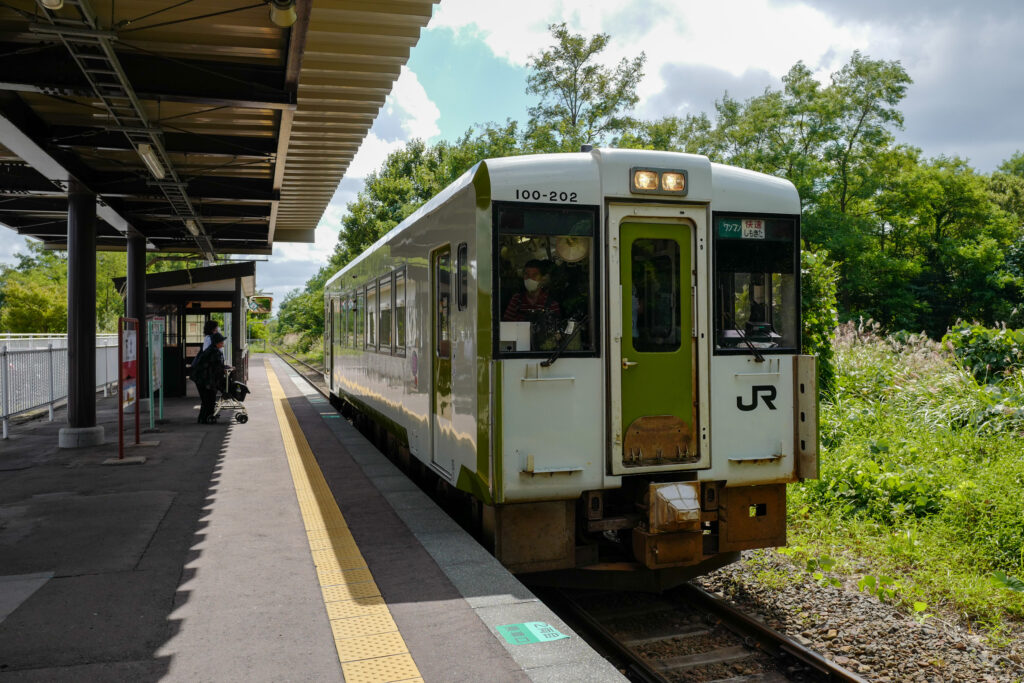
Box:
790;321;1024;630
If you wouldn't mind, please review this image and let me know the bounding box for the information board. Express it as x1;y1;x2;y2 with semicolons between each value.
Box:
149;317;164;392
121;327;137;409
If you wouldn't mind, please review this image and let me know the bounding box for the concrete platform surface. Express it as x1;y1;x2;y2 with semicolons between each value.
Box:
0;354;625;682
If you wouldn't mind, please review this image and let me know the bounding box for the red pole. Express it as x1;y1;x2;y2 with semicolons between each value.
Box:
118;318;124;460
134;319;141;445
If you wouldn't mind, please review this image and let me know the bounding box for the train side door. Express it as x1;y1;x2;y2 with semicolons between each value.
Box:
612;217;706;472
430;245;454;476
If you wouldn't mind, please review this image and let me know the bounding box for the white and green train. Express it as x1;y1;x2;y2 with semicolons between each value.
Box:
323;148;818;587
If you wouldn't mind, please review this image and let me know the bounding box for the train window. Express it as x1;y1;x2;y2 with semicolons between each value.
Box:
379;275;392;352
367;283;378;349
343;296;353;348
395;271;406;353
632;239;681;352
713;216;799;353
495;204;598;356
436;251;451;358
457;243;468;311
354;290;364;349
331;297;342;361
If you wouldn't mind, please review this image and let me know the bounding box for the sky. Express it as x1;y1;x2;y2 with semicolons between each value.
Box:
3;0;1022;315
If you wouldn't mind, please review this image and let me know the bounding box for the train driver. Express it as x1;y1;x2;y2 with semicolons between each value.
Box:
502;259;561;323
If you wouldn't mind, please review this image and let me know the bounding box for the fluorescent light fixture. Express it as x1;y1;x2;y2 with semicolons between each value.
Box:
269;0;297;27
40;0;64;9
185;219;199;236
137;143;165;180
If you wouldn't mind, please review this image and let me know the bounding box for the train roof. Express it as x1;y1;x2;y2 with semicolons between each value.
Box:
324;149;799;289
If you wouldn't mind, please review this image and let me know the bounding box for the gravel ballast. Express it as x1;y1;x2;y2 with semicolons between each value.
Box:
695;550;1024;682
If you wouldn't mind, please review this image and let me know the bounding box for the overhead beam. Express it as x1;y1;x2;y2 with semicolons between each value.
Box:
0;43;295;111
0;166;277;203
0;104;136;239
49;127;277;158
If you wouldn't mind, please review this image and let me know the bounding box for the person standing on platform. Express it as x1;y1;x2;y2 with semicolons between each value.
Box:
202;319;219;351
192;333;226;423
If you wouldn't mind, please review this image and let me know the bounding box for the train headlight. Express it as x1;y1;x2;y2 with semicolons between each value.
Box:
661;172;686;192
630;167;688;196
633;169;659;191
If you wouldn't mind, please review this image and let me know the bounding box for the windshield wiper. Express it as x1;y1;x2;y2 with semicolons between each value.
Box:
724;312;766;362
541;314;589;368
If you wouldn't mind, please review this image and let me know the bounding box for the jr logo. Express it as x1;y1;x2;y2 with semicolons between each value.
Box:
737;385;777;411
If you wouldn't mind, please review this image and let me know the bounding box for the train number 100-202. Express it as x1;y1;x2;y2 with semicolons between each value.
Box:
515;189;578;203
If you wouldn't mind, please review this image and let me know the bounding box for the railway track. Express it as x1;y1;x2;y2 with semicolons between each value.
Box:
271;348;865;683
544;584;867;683
272;347;329;396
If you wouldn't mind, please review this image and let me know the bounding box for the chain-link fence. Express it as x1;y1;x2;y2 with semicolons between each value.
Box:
1;339;119;439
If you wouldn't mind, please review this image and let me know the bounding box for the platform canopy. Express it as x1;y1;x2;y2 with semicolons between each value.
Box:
0;0;435;258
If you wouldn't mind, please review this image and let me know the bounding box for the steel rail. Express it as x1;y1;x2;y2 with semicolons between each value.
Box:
540;589;668;683
271;347;328;395
677;584;869;683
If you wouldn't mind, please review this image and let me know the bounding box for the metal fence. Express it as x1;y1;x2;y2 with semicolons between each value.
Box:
1;338;119;439
0;333;118;351
247;337;268;353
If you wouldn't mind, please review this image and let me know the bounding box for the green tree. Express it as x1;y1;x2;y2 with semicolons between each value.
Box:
0;243;68;332
818;51;911;215
524;23;645;152
866;156;1021;334
801;248;840;396
998;150;1024;178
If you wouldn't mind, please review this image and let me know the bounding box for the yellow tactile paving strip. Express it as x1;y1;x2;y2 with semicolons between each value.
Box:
265;361;423;683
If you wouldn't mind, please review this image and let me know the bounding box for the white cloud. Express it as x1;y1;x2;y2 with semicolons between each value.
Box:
0;230;31;265
431;1;869;114
344;132;406;179
386;66;442;140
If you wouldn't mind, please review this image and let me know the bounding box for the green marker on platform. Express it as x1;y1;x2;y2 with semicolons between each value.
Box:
496;622;568;645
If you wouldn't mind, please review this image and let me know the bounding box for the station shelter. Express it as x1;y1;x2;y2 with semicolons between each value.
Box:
113;262;255;397
0;0;435;447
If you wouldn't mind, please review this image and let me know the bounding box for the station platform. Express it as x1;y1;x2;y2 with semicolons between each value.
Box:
0;354;624;682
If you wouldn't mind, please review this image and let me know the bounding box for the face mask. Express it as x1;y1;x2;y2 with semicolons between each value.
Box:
523;278;540;292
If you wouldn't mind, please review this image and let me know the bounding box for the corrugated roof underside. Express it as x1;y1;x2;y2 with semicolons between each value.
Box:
275;0;434;240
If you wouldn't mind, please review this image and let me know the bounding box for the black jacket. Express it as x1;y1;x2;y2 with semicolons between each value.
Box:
192;345;225;390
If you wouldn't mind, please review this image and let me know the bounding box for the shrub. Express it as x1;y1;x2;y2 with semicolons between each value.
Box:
943;321;1024;383
791;322;1024;627
802;248;840;396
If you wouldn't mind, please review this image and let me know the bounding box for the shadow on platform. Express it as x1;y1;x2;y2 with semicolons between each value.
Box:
0;382;228;680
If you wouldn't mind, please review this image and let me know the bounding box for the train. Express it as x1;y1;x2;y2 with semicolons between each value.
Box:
323;148;818;589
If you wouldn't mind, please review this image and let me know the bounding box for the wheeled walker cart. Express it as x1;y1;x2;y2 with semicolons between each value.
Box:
213;368;250;424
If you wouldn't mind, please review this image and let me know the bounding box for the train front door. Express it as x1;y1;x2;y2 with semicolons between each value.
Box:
430;245;454;476
614;218;703;472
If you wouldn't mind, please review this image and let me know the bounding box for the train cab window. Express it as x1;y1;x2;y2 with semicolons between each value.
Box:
713;216;799;353
395;271;407;352
457;243;468;311
379;275;392;352
495;204;598;356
